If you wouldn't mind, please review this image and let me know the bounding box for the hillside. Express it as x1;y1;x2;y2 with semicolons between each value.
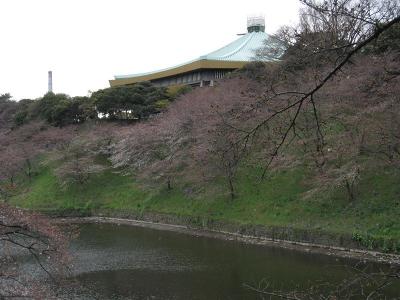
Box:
4;52;400;253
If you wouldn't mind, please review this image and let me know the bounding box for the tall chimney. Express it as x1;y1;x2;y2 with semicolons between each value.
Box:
48;71;53;93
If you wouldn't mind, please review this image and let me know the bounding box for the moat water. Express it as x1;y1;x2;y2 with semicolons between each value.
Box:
63;223;398;299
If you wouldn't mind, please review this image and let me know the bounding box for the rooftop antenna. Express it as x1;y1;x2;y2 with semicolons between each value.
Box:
48;71;53;93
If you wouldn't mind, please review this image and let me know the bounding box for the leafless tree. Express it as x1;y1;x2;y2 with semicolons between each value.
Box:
0;122;80;193
51;125;116;187
0;203;71;299
109;78;259;198
246;0;400;180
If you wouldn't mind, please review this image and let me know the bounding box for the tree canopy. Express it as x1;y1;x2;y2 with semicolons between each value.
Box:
91;81;168;120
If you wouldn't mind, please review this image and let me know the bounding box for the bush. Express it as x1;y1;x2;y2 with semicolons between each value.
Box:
167;84;192;100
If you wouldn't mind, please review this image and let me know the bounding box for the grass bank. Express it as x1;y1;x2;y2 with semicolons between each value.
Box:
9;162;400;254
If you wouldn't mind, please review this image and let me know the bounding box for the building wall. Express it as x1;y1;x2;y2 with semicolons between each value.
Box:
151;68;234;87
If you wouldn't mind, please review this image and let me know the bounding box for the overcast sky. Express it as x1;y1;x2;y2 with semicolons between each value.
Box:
0;0;301;100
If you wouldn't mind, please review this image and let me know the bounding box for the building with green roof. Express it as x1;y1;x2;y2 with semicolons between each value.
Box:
109;16;281;88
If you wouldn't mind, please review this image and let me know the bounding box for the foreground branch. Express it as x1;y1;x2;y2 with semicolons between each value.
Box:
252;15;400;178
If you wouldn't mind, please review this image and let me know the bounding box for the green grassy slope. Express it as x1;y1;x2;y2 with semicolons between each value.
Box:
10;162;400;252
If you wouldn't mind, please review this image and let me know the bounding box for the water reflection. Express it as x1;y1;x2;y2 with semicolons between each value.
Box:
67;223;398;299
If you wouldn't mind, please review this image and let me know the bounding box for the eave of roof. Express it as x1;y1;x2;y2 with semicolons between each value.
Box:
109;59;247;87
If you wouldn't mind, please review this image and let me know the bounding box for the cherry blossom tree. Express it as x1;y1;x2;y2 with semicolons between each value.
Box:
109;78;260;198
0;203;70;299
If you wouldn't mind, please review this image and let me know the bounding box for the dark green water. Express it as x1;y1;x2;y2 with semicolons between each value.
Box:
68;223;399;299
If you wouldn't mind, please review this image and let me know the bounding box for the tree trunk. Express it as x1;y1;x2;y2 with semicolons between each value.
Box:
167;177;172;190
228;176;235;200
345;179;355;202
25;159;32;183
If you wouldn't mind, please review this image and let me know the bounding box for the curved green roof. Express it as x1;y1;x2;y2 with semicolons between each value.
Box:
114;31;281;80
200;31;280;61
